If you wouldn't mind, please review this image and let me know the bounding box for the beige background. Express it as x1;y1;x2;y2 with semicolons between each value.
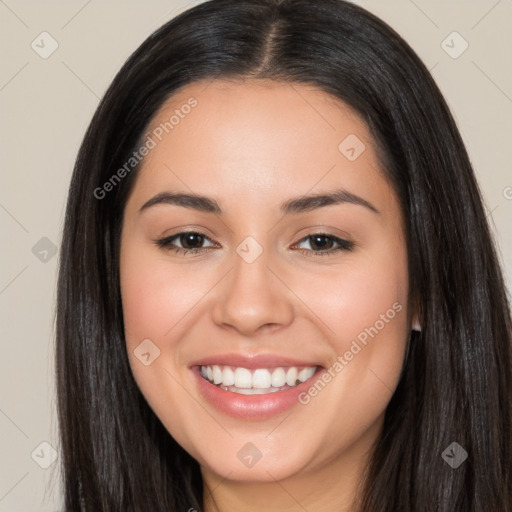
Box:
1;1;511;510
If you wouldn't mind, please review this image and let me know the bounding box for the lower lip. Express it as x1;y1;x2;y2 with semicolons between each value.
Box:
192;366;323;420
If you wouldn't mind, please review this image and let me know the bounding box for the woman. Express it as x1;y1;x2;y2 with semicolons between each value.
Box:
55;0;512;510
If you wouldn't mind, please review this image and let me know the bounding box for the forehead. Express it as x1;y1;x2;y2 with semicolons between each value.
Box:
128;78;393;214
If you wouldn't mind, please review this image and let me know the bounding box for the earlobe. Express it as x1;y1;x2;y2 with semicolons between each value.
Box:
412;315;422;332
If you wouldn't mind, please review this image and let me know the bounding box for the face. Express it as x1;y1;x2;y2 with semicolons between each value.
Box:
120;78;413;486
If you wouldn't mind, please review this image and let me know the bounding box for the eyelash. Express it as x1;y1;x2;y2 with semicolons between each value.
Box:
154;231;354;257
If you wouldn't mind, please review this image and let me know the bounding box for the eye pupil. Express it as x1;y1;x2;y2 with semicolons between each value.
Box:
310;235;332;251
181;232;204;249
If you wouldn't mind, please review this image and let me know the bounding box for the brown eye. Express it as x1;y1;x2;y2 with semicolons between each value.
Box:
154;231;216;255
294;233;354;256
177;232;206;250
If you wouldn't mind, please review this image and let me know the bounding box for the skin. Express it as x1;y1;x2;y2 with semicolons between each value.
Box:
120;78;417;512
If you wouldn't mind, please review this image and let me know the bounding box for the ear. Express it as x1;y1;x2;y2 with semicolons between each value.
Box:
412;313;421;332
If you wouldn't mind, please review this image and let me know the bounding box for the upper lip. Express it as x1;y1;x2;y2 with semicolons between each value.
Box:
190;353;322;369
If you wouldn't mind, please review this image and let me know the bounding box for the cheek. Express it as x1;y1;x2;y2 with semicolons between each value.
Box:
121;267;175;340
297;246;408;343
120;248;207;343
285;248;409;452
119;245;204;447
294;240;409;400
340;249;408;396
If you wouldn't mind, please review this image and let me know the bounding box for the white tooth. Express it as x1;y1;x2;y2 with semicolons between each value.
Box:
228;386;265;395
271;367;287;387
212;365;223;384
200;366;207;378
286;367;298;386
234;367;252;388
252;369;271;388
298;367;316;382
234;388;255;395
224;385;287;395
248;388;267;395
206;366;213;382
222;367;235;386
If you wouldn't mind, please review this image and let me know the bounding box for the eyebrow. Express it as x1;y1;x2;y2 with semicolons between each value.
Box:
139;188;380;215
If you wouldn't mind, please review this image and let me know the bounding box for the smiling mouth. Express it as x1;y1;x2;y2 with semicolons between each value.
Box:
199;364;319;395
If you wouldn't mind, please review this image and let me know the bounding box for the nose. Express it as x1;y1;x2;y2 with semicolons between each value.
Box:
211;244;295;337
